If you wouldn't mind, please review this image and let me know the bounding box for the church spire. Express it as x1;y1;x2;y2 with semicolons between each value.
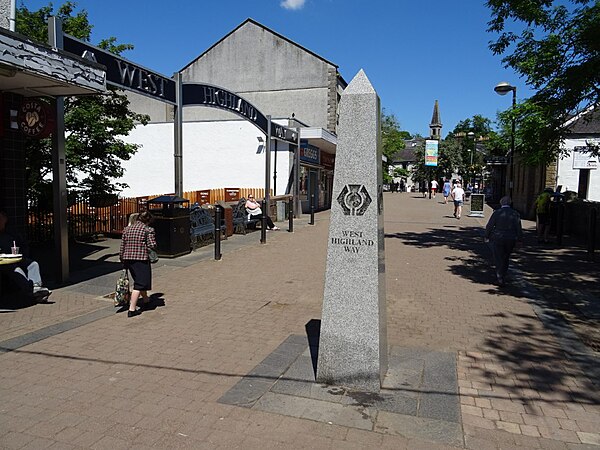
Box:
430;100;442;140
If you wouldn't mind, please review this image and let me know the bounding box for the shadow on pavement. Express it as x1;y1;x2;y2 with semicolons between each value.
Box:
31;238;123;290
386;225;599;297
475;309;599;407
385;225;524;290
305;319;321;377
114;292;166;314
387;221;600;351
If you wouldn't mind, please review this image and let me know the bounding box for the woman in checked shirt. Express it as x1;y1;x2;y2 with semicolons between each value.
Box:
119;211;157;317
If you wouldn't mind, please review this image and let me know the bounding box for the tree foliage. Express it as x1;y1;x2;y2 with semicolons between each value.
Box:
487;0;600;160
17;2;149;204
381;110;411;183
410;114;500;187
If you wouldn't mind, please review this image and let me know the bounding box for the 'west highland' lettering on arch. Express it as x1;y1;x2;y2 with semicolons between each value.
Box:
200;86;258;122
181;84;297;143
182;83;269;136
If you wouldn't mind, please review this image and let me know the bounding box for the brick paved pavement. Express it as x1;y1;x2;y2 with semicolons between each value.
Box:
0;192;598;449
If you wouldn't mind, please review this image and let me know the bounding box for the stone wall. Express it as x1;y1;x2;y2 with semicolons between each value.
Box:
512;159;559;220
0;0;10;30
326;67;338;133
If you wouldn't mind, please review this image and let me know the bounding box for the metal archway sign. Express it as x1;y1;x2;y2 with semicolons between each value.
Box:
54;20;299;279
181;83;297;142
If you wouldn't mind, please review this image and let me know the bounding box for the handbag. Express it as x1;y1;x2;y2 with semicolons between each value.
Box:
148;248;159;264
146;230;159;263
115;269;131;307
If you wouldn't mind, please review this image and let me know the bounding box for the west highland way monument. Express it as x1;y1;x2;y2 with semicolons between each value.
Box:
316;69;388;392
218;70;462;443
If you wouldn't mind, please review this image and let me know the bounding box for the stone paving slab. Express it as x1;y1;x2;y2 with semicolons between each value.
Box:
218;333;461;446
0;305;114;353
375;411;464;447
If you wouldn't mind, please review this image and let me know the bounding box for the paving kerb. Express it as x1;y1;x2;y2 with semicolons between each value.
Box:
0;192;598;449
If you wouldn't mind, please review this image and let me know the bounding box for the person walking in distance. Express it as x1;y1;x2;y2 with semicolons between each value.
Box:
451;182;465;219
119;211;157;317
430;179;439;198
485;196;523;286
442;179;452;204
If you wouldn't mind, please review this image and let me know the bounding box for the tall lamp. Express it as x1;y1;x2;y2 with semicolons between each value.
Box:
494;81;517;200
467;131;475;188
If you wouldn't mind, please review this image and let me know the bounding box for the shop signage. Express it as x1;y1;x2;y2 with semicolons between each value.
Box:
468;194;485;218
300;142;320;164
18;99;54;138
321;152;335;170
63;34;177;104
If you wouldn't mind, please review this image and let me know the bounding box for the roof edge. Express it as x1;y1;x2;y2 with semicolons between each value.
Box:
562;104;597;129
179;18;339;73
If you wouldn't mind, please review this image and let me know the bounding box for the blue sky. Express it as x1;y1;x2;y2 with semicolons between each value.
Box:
22;0;533;136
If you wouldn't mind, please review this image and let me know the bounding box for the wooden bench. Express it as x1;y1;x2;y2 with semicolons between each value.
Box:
190;206;216;249
231;198;261;234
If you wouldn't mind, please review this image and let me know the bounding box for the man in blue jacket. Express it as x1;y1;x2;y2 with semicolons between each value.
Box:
485;196;523;286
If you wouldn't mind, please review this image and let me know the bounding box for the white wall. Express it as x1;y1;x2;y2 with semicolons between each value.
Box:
119;120;292;198
557;138;600;201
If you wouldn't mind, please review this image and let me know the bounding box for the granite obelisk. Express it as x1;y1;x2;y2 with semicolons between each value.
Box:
316;70;387;392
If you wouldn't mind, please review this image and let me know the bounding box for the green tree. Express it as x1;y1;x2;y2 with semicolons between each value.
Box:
487;0;600;160
450;115;493;137
17;2;149;205
381;110;412;183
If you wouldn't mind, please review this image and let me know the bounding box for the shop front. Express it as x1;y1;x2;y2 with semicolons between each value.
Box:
0;25;105;239
299;140;335;213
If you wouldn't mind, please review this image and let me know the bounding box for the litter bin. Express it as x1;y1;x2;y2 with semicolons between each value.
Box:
147;195;191;257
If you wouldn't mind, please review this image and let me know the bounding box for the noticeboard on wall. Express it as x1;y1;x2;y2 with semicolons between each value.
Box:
573;146;598;170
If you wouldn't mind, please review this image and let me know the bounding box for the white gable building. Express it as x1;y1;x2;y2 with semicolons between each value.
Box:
121;19;345;212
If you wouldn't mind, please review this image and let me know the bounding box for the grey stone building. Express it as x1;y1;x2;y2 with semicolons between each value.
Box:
130;18;346;133
182;18;345;133
124;19;345;212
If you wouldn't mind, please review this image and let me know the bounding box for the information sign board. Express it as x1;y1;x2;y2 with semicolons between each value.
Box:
425;140;438;167
468;194;485;218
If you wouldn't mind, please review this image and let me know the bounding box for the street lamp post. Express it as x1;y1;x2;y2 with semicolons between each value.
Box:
467;131;475;189
494;81;517;201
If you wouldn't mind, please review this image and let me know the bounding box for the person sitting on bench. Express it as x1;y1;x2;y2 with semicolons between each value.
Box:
0;209;52;301
245;195;279;230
